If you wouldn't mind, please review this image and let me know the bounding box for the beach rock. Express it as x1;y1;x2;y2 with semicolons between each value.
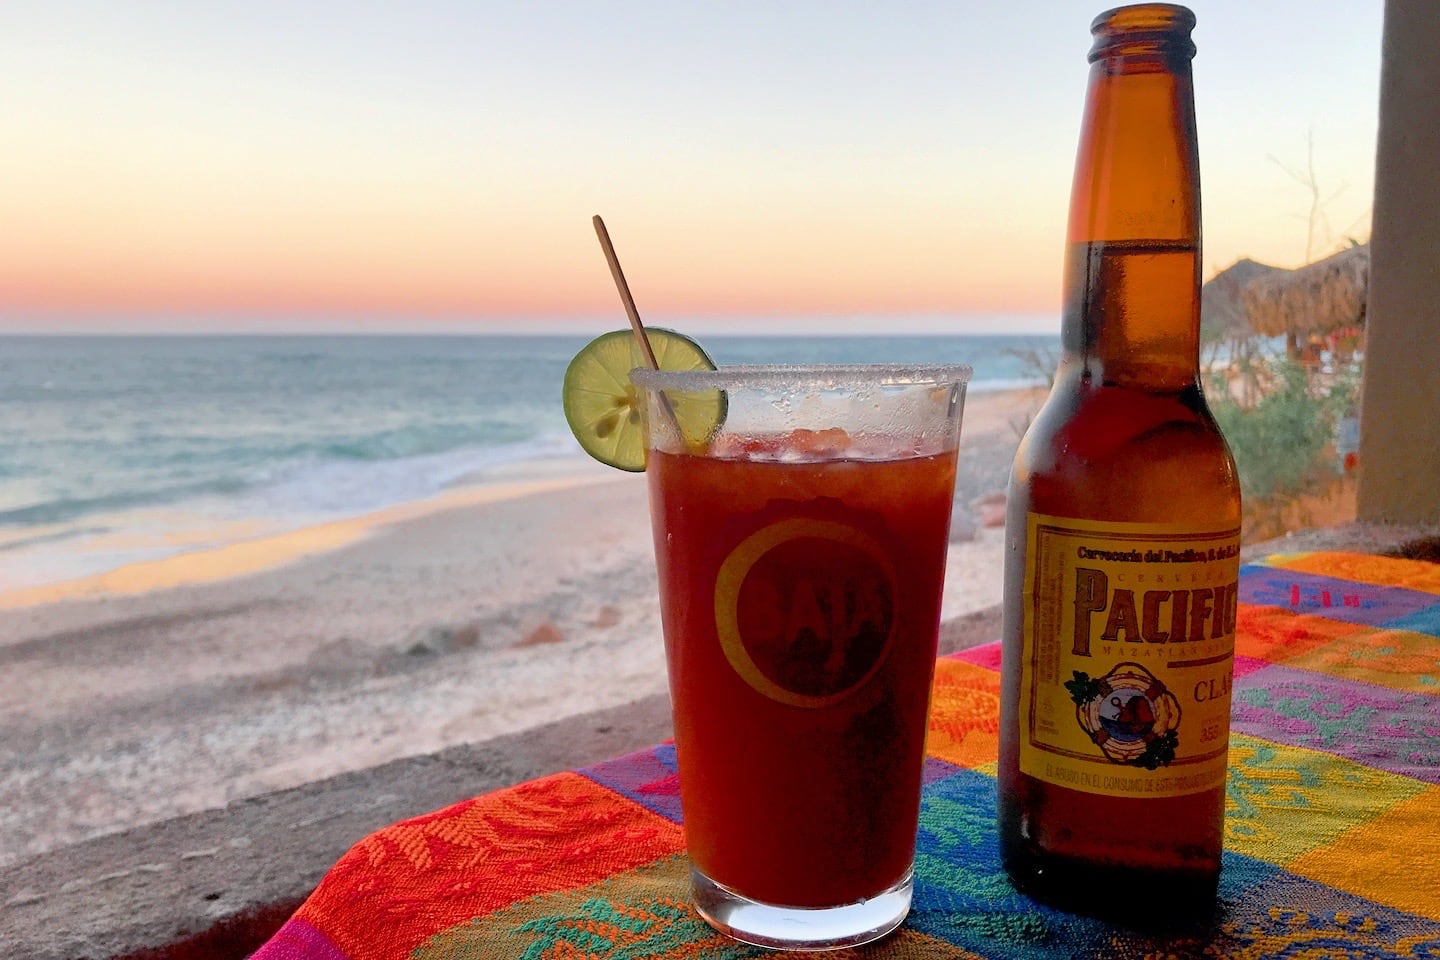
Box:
406;622;481;656
519;620;565;647
591;605;622;629
971;491;1008;529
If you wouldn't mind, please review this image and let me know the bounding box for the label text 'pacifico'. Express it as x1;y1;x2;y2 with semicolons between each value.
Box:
1071;567;1238;656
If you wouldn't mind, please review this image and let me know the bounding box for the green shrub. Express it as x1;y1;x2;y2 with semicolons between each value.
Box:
1210;358;1359;507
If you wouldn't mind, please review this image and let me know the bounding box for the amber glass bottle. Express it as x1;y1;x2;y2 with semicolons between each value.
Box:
998;4;1241;923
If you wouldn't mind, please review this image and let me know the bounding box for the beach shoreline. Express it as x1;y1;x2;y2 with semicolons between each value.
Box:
0;459;618;611
0;387;1041;868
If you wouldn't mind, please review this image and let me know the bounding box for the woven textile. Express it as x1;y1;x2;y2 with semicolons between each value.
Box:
254;552;1440;958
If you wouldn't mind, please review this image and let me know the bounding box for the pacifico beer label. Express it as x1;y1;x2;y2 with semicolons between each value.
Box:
1018;512;1240;798
714;514;897;708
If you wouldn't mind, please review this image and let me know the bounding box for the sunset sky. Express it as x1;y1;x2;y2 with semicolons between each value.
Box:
1;1;1383;335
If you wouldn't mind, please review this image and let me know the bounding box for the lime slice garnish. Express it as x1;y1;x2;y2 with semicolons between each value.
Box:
562;328;724;471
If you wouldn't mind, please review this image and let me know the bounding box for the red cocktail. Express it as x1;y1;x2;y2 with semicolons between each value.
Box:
632;365;970;950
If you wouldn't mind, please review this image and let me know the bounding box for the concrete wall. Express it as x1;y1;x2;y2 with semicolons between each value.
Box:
1358;0;1440;524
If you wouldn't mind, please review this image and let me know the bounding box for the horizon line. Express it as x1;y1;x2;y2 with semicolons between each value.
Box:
0;328;1060;339
0;311;1059;337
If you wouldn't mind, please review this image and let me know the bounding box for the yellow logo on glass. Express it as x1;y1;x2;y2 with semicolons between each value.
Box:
714;518;897;708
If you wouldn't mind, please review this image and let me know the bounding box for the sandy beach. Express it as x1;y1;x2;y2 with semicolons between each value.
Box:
0;387;1042;869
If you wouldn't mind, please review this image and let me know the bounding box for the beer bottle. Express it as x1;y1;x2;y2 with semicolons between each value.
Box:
997;4;1241;923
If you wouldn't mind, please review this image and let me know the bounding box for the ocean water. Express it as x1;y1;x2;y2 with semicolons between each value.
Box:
0;333;1056;591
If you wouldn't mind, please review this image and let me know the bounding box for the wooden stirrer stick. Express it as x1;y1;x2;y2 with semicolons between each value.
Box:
592;214;682;434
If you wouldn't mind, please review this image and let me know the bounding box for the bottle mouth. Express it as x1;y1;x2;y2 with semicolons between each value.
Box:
1089;3;1196;63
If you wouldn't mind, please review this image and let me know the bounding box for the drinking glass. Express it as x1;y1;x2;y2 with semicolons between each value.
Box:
631;363;970;950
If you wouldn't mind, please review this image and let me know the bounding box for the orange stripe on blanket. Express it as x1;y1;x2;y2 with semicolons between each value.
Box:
296;771;685;960
1263;551;1440;596
1234;603;1367;664
927;658;1002;769
1235;603;1440;693
1289;785;1440;922
1280;625;1440;695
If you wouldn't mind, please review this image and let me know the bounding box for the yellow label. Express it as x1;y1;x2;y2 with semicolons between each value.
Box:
1018;512;1240;798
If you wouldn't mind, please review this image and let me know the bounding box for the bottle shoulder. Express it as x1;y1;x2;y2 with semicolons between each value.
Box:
1020;379;1223;454
1010;378;1241;523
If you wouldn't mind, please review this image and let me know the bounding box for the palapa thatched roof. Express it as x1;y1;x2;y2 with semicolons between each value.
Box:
1200;257;1285;342
1240;243;1370;338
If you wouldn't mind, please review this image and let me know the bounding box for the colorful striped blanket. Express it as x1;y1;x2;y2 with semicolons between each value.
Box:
254;552;1440;958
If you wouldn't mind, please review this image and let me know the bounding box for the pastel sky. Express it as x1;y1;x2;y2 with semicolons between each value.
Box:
1;1;1382;335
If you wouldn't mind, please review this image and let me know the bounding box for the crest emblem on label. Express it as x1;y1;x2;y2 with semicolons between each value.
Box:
714;517;897;708
1065;661;1182;769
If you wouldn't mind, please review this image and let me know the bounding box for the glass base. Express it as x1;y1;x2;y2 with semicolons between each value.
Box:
691;866;913;951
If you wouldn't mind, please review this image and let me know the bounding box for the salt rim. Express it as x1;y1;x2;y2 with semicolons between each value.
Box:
629;363;974;392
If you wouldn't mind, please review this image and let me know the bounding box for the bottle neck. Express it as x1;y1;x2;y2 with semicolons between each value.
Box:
1060;7;1201;392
